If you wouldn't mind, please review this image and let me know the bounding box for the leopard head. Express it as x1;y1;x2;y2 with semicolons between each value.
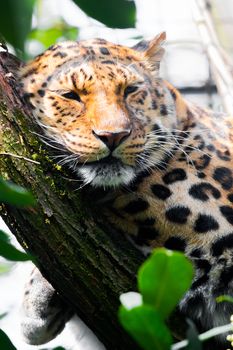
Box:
21;32;178;187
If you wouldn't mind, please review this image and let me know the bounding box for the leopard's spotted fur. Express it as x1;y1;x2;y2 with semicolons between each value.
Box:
20;32;233;348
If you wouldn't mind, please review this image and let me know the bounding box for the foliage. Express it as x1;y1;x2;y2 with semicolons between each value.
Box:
0;178;62;349
0;230;33;262
119;248;194;350
138;248;193;320
0;179;34;262
72;0;136;28
0;178;35;348
0;0;35;54
0;329;16;350
185;320;202;350
119;248;233;349
0;0;135;57
216;295;233;304
0;178;35;207
28;22;78;50
0;263;11;275
120;304;172;350
0;177;66;349
41;347;66;350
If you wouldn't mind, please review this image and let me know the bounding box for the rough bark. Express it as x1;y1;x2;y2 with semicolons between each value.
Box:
0;51;146;349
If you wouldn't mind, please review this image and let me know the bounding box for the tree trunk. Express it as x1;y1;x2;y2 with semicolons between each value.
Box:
0;51;146;349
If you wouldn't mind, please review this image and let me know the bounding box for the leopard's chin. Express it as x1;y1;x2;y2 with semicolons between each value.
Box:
77;157;136;188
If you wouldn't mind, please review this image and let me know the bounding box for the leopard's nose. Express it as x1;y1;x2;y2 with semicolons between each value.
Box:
92;129;131;151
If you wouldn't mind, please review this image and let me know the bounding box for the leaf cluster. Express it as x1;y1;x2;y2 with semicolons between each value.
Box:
0;0;136;57
119;248;202;350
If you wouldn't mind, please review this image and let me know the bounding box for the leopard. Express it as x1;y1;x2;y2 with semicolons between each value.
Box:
19;32;233;349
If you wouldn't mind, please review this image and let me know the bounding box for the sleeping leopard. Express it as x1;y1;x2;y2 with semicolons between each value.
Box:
20;32;233;349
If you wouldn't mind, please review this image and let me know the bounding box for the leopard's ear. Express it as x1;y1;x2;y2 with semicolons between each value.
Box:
133;32;166;72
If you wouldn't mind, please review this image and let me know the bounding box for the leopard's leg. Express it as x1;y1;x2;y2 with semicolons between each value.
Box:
21;266;73;345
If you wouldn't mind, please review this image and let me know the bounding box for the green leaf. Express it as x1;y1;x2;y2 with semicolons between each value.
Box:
29;27;63;48
216;295;233;303
0;0;35;53
0;230;33;262
0;230;10;243
41;347;66;350
0;329;16;350
0;313;8;320
0;264;11;275
28;23;78;49
186;320;202;350
119;305;172;350
72;0;136;28
0;178;35;207
138;248;194;319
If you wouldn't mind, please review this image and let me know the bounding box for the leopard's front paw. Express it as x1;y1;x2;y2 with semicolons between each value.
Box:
21;267;73;345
